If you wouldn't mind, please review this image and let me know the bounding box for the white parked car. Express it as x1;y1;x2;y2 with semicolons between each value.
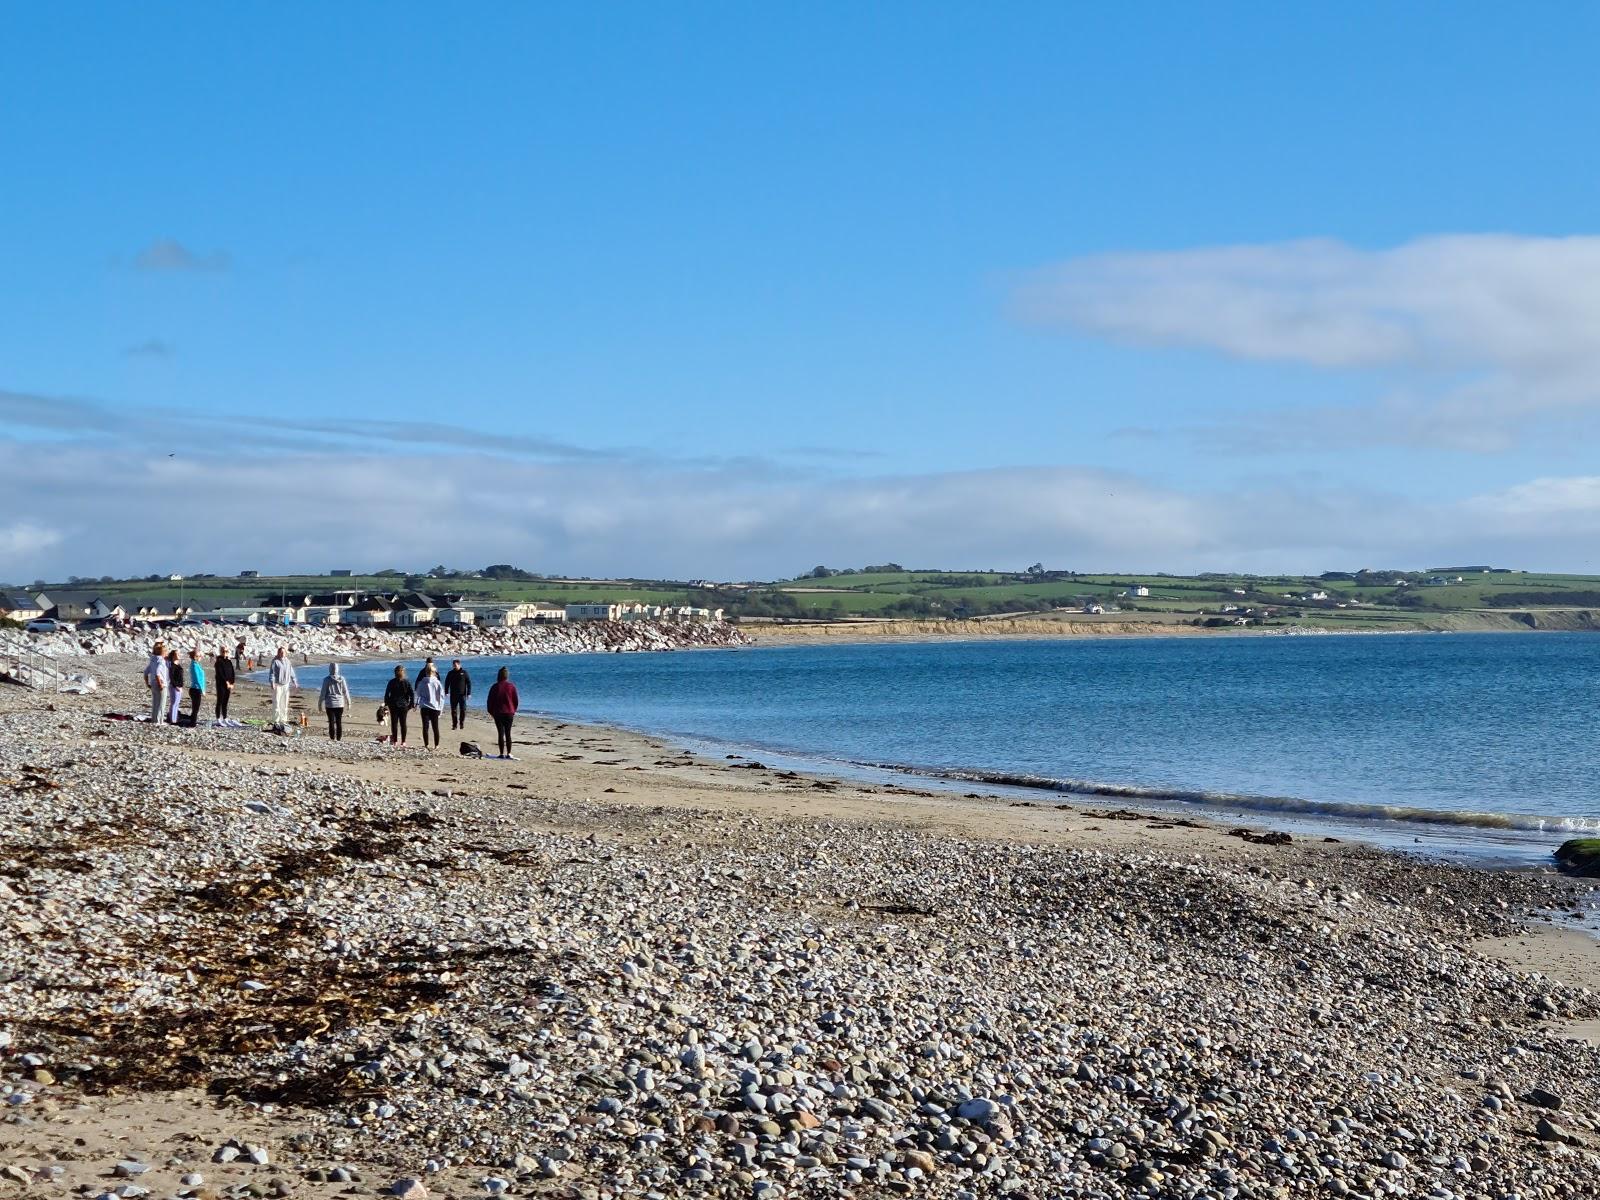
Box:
25;618;75;633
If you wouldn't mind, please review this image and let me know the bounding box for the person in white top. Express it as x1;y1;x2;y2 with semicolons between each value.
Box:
142;641;169;724
268;646;299;726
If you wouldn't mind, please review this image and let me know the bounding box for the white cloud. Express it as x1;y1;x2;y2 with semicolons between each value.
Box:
0;521;64;570
2;436;1597;580
1016;234;1600;450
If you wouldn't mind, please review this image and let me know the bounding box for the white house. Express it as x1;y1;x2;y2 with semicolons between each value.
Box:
0;593;45;622
566;603;622;622
304;606;344;625
391;607;435;627
436;607;476;626
1125;585;1150;598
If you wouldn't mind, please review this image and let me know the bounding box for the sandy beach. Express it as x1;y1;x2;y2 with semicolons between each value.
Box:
5;654;1600;1199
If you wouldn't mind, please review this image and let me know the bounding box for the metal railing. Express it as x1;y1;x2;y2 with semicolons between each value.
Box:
0;630;72;691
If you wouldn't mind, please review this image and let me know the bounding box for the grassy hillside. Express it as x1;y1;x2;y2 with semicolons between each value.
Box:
17;564;1600;630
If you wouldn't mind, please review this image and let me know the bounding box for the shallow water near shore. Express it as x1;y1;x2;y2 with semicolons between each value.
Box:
339;632;1600;864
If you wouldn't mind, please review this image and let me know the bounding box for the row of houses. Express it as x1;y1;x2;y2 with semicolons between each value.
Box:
2;588;724;629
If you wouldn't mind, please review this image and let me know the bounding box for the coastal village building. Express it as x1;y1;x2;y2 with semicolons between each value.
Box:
566;603;624;622
0;593;45;622
344;597;394;626
44;594;123;623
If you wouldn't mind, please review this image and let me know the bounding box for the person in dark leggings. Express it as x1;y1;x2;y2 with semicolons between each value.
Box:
187;648;207;724
319;662;352;741
213;646;236;719
383;664;414;748
416;663;445;751
486;666;519;759
445;659;472;730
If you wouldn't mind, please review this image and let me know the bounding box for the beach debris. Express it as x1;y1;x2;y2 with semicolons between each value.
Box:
1229;826;1293;845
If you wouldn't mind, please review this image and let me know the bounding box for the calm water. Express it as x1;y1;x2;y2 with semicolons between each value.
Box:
339;633;1600;862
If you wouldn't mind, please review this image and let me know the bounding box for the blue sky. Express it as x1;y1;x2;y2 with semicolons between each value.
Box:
5;5;1600;579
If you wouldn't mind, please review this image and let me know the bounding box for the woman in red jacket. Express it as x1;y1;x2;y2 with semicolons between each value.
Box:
487;666;519;760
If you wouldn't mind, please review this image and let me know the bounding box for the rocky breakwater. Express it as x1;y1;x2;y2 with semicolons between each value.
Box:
4;687;1600;1199
22;619;748;663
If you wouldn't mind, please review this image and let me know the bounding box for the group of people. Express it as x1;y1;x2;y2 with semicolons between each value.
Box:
142;642;521;758
141;640;238;724
372;656;520;756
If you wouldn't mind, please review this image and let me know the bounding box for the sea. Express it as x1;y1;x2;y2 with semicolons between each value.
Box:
338;632;1600;865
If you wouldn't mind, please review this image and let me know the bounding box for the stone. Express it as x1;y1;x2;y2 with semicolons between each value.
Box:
391;1180;428;1200
1524;1087;1563;1110
1536;1116;1584;1146
956;1098;1000;1123
900;1151;936;1173
115;1162;151;1179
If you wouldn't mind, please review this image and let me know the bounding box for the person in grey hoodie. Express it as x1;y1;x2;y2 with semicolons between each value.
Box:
317;662;352;741
415;662;446;751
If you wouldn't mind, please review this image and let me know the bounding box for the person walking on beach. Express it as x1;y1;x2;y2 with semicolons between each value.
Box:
445;658;471;730
318;662;352;741
143;641;169;724
383;664;415;747
213;645;236;719
187;648;207;724
487;666;519;760
416;662;445;750
166;650;184;725
269;646;298;726
234;639;246;670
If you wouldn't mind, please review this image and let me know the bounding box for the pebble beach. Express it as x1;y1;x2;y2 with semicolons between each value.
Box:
4;647;1600;1200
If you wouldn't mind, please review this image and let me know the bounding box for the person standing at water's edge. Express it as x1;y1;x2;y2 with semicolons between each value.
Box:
445;658;471;730
416;663;445;751
383;665;415;748
487;666;519;759
143;641;168;724
213;645;236;719
187;649;206;724
318;662;351;741
269;646;298;726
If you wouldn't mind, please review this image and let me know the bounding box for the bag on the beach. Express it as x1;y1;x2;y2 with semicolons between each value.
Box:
460;741;484;758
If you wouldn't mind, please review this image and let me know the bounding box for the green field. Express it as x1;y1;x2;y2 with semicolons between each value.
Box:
17;564;1600;629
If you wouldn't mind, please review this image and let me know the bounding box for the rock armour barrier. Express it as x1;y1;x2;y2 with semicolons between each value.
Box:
21;620;749;661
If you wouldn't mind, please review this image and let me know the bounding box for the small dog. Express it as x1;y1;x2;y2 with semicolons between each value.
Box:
376;704;388;724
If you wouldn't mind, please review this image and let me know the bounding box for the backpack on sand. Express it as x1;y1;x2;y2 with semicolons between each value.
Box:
459;741;484;758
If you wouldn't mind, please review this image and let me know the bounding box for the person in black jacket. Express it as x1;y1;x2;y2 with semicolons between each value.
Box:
166;650;184;724
444;659;472;730
383;664;415;748
213;645;237;719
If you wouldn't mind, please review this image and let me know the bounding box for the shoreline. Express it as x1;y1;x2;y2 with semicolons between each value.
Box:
743;612;1600;644
327;644;1589;869
6;662;1600;1197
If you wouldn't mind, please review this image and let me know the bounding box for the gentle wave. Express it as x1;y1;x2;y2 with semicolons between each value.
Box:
858;763;1596;834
